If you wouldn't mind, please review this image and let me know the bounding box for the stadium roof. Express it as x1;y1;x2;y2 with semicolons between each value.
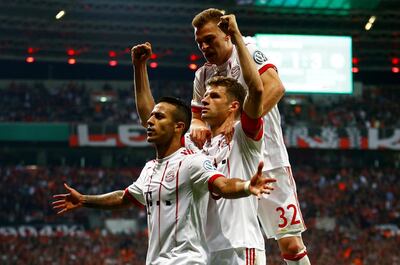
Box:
0;0;399;71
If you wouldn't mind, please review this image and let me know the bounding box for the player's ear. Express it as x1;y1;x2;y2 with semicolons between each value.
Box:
230;100;240;113
175;121;185;134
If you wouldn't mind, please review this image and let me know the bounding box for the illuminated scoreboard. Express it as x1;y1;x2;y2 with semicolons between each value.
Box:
254;34;353;94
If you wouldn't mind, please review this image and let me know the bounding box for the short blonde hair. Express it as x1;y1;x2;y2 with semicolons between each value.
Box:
192;8;225;28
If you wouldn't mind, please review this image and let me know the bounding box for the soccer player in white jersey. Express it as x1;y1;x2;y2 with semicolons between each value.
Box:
201;76;266;265
190;8;311;265
132;33;269;263
52;97;276;265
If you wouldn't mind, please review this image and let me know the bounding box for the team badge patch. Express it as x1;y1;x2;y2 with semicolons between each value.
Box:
203;159;216;170
165;170;175;182
230;65;241;80
253;50;268;65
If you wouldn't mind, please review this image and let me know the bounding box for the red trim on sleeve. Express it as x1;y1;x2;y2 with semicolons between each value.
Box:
123;188;145;209
241;112;263;141
207;174;224;200
282;249;308;261
191;106;202;114
258;63;277;75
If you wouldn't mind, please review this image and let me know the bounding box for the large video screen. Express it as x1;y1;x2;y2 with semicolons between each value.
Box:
254;34;353;94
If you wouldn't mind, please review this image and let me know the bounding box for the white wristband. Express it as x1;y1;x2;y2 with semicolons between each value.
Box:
244;180;251;195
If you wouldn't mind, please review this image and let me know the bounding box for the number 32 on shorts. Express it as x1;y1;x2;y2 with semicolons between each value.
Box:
276;204;301;228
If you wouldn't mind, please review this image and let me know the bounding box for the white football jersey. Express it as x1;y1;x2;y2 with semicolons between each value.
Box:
125;147;222;265
191;38;290;171
201;121;265;252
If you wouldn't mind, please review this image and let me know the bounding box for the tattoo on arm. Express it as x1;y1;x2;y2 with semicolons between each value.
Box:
82;190;129;210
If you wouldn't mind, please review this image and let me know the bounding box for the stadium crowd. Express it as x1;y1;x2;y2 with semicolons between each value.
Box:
0;80;398;264
0;82;398;128
1;162;398;264
281;86;400;128
0;166;144;225
0;232;148;265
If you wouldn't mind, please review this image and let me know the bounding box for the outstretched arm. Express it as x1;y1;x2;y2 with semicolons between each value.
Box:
52;183;131;215
131;42;156;127
211;161;275;199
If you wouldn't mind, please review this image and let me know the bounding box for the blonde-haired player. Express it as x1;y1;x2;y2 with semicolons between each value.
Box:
190;8;310;265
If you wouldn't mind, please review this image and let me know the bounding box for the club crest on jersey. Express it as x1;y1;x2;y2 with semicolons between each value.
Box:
165;170;175;182
203;159;216;171
253;50;268;65
230;65;241;80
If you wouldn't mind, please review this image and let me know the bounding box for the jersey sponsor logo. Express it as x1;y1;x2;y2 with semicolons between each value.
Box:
165;170;175;183
253;50;268;65
203;159;216;170
230;65;241;80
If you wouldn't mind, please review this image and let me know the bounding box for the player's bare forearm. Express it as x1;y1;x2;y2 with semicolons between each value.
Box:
191;115;206;127
260;69;285;116
211;162;276;199
82;190;130;210
131;42;155;127
134;62;155;127
190;114;212;148
212;177;249;199
52;184;130;215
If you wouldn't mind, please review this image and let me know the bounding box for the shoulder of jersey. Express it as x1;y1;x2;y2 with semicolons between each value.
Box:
194;65;204;77
143;159;156;169
242;36;256;46
198;62;214;72
180;148;196;156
